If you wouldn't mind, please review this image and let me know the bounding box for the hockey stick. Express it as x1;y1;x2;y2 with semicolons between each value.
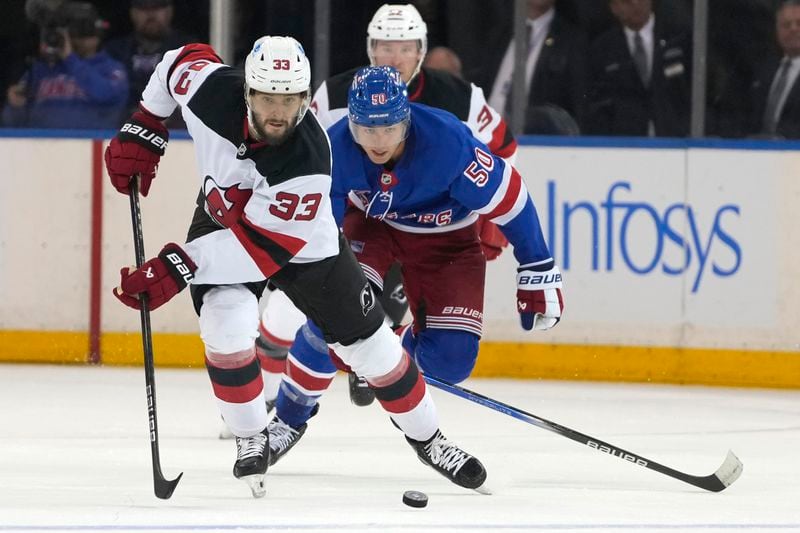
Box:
128;180;183;499
423;374;742;492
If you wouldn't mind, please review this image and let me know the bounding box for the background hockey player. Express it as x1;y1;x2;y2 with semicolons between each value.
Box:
105;36;487;496
252;3;518;413
264;65;563;468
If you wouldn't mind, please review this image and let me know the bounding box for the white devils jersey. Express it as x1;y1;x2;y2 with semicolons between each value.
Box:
310;66;518;164
139;44;339;285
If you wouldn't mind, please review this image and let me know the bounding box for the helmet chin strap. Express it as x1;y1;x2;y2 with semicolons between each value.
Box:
243;83;262;141
407;63;423;85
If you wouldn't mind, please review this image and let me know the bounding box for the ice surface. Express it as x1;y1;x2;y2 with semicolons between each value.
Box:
0;364;798;532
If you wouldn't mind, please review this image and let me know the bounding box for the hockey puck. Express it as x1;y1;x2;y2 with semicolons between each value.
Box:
402;490;428;508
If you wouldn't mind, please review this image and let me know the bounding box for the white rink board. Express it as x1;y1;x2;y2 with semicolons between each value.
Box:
488;145;799;351
1;137;799;352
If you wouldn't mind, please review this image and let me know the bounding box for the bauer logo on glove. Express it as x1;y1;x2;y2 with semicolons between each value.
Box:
105;109;169;196
114;243;197;311
515;259;564;331
119;122;168;153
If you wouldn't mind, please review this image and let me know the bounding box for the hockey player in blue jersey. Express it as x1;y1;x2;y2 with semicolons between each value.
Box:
242;4;515;417
107;39;487;496
265;66;564;469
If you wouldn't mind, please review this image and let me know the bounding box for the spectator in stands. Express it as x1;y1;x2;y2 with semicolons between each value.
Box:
0;1;36;113
479;0;589;134
104;0;194;123
2;1;128;129
749;0;800;139
423;45;463;78
585;0;691;137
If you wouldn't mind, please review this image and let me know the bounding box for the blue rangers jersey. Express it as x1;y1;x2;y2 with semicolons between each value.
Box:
328;103;551;265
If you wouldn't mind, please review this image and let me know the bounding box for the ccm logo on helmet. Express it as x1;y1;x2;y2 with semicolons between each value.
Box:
120;123;168;150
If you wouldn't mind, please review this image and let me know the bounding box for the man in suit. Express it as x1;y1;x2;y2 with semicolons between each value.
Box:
586;0;691;137
750;0;800;139
478;0;589;133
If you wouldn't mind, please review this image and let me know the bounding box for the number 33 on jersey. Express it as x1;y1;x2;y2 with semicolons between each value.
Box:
138;43;340;285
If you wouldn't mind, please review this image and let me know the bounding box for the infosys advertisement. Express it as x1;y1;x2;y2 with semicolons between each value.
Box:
484;145;799;352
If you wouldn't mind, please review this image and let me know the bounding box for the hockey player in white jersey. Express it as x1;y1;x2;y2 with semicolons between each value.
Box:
248;3;517;416
105;36;487;496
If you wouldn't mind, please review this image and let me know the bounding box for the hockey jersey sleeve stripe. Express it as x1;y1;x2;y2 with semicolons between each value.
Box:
474;163;513;215
484;168;524;221
230;216;307;278
489;118;518;160
166;43;222;96
491;178;529;226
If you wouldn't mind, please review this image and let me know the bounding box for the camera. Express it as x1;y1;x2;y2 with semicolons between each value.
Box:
26;0;67;58
41;23;66;56
25;0;104;60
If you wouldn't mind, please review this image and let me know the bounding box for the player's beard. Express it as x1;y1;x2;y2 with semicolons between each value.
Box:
252;114;297;146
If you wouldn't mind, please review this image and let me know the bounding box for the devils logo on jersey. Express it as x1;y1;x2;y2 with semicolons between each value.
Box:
359;282;376;316
203;176;253;228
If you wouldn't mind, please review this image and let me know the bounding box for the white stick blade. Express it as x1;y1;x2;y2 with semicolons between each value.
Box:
715;450;743;488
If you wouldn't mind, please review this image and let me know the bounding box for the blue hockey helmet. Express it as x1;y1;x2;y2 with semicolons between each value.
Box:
348;66;410;127
348;66;410;149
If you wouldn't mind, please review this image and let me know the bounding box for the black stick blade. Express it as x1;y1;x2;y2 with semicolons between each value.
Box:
154;471;183;500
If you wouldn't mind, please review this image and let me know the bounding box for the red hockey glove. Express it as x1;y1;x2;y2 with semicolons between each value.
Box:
105;110;168;196
516;260;563;331
476;215;509;261
114;243;197;311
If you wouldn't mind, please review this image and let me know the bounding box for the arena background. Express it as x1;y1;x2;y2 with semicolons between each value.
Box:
1;0;798;389
1;132;798;388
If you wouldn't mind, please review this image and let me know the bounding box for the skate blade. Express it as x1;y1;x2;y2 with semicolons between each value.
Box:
218;425;234;440
473;483;492;495
241;474;266;498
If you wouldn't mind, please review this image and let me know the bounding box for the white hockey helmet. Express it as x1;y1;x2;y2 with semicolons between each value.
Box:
366;4;428;81
244;36;312;123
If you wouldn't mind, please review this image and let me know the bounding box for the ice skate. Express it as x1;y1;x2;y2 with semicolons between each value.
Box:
233;428;269;498
348;372;375;406
267;416;308;466
406;429;488;491
268;404;319;466
219;400;275;440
